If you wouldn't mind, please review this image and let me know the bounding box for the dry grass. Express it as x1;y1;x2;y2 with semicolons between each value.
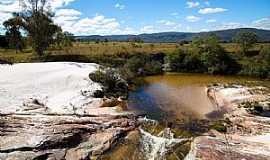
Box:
49;42;180;55
1;42;269;63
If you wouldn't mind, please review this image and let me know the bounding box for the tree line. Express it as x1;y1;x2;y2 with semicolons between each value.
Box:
1;0;74;55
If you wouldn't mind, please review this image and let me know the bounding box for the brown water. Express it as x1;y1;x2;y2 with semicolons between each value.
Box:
105;74;269;160
128;73;267;121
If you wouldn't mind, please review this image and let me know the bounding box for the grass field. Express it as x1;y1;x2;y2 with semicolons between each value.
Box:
0;42;269;63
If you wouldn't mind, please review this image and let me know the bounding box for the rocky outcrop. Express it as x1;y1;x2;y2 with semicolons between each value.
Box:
185;131;270;160
0;114;137;160
0;62;137;160
186;85;270;160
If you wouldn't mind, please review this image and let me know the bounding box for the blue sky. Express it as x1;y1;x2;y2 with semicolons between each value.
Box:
0;0;270;35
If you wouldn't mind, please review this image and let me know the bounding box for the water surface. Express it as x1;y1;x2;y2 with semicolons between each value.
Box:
128;73;266;121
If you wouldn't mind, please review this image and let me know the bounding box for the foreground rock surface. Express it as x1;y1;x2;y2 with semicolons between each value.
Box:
0;114;137;160
0;62;137;160
186;85;270;160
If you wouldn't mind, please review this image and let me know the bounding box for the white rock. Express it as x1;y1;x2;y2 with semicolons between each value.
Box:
0;62;102;114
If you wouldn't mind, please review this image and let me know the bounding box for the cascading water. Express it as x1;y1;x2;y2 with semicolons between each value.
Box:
138;118;190;160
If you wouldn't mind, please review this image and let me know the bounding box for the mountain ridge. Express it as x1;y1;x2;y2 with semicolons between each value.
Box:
75;28;270;43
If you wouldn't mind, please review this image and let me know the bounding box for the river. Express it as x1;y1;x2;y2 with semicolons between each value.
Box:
128;73;266;121
102;73;269;160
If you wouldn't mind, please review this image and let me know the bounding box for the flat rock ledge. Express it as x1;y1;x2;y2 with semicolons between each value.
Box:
0;62;137;160
186;85;270;160
0;113;137;160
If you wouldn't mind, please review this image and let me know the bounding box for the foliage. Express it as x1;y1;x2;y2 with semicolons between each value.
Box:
54;31;74;48
258;46;270;67
124;54;163;76
144;60;163;75
239;46;270;78
0;40;269;78
164;49;186;71
3;0;60;56
89;68;128;98
233;31;258;54
165;34;241;74
0;36;9;48
21;0;60;55
200;35;234;74
3;13;24;52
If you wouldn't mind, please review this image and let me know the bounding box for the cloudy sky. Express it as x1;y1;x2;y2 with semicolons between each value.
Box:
0;0;270;35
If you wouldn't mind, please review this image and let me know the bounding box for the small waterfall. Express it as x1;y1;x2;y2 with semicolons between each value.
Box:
138;118;190;160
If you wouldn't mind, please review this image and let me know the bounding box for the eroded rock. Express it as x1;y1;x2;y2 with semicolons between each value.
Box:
0;114;137;160
186;85;270;160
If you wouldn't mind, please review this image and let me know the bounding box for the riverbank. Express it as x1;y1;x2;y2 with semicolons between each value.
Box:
1;62;270;160
186;84;270;160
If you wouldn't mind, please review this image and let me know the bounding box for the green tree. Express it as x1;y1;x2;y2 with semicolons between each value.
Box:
54;31;74;48
233;31;258;54
21;0;60;55
63;32;74;46
193;34;239;74
3;13;24;53
164;49;186;71
3;0;60;56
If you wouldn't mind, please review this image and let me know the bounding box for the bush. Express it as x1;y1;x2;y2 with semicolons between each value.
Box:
144;60;163;75
183;52;204;72
164;49;186;71
164;39;239;75
125;55;146;73
258;46;270;71
89;68;128;98
124;54;163;76
240;61;269;78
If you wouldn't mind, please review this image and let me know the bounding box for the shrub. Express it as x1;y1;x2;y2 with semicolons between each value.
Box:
89;68;128;98
164;49;186;72
183;52;204;72
124;54;163;76
240;62;269;78
125;55;146;73
144;60;163;75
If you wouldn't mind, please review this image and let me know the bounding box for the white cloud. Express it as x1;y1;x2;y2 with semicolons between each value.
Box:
157;20;176;26
186;15;201;22
55;9;81;17
186;1;200;8
139;23;182;34
185;26;193;32
0;0;20;13
0;0;15;5
217;22;244;30
140;25;155;33
115;3;125;10
206;19;217;23
0;0;20;33
199;8;228;14
201;28;209;32
49;0;76;10
57;14;124;35
252;17;270;30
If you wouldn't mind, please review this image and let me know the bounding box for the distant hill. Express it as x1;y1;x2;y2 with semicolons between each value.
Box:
75;28;270;43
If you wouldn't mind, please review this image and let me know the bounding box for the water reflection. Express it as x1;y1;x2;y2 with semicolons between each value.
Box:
128;73;262;121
